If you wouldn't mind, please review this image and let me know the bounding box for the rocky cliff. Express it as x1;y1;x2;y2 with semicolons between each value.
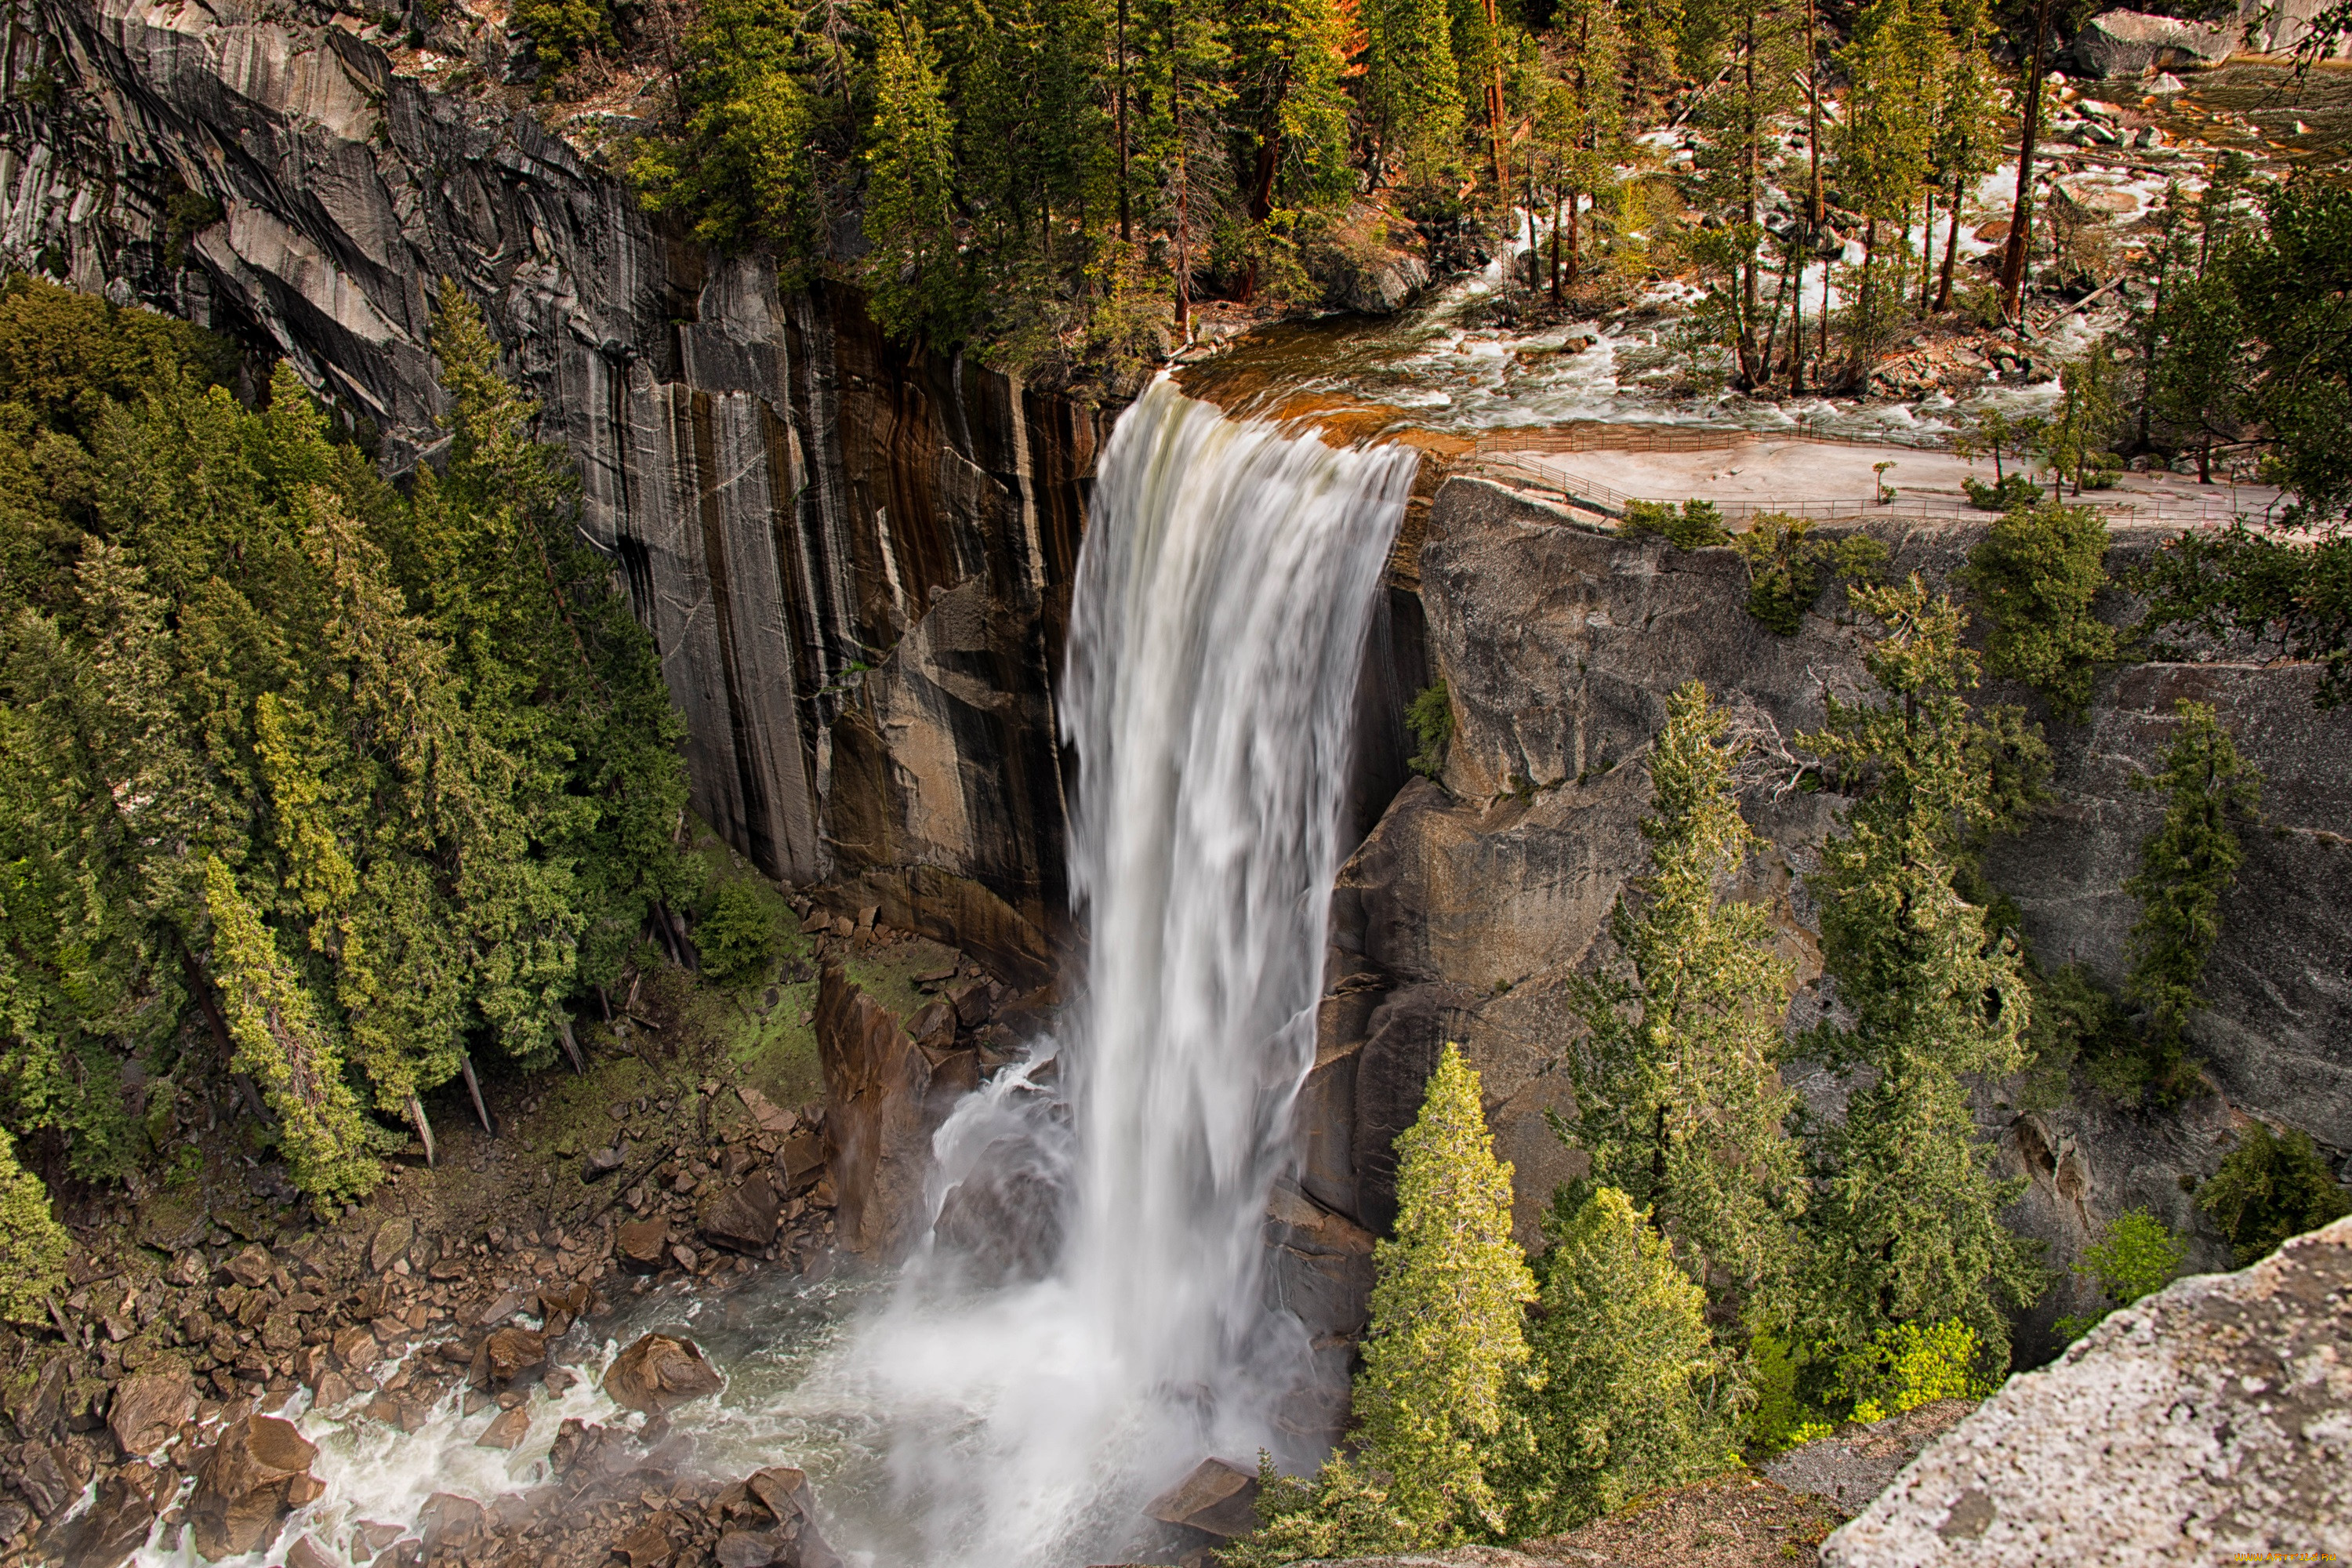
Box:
0;0;1095;982
1297;477;2352;1357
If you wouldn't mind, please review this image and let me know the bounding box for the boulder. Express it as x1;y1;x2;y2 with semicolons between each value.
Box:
55;1471;154;1568
816;964;942;1258
583;1142;629;1181
1822;1215;2352;1566
1143;1457;1261;1541
284;1536;339;1568
618;1218;670;1273
737;1085;798;1135
777;1131;827;1193
612;1519;674;1568
221;1246;274;1290
469;1327;547;1388
107;1367;197;1458
1262;1183;1377;1339
932;1136;1068;1284
699;1173;781;1254
368;1217;415;1272
416;1494;487;1555
476;1407;531;1450
2071;9;2233;76
332;1323;379;1372
11;1442;74;1519
189;1415;322;1559
604;1334;724;1414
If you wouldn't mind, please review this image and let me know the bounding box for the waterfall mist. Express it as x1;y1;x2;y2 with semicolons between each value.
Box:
815;379;1416;1563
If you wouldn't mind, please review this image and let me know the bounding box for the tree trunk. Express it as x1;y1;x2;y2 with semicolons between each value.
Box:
1550;189;1563;303
2000;0;2056;321
408;1096;437;1167
1937;166;1965;310
557;1017;584;1075
1481;0;1508;194
460;1054;495;1136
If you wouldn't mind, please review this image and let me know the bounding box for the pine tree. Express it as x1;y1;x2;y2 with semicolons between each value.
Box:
2122;700;2261;1092
1798;577;2048;1364
1138;0;1234;332
1229;0;1353;299
865;12;967;346
1353;1042;1537;1537
0;1129;67;1323
1928;0;2001;312
1532;0;1627;298
1363;0;1465;188
1686;0;1799;386
201;856;380;1204
1564;682;1802;1310
1835;0;1943;374
1495;1186;1738;1535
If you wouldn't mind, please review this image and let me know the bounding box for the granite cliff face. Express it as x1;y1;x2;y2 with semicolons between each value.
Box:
0;0;1094;981
1299;477;2352;1358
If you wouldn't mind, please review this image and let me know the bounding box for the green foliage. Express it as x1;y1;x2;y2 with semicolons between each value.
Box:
2020;961;2137;1106
0;279;691;1202
1352;1042;1536;1537
2197;1122;2350;1268
2038;347;2125;498
1622;498;1729;549
1743;1333;1834;1453
1221;1452;1440;1567
1960;502;2118;721
1406;679;1454;780
2134;520;2352;710
696;877;787;988
1961;473;2042;513
1363;0;1466;187
2053;1208;2187;1342
1562;682;1802;1308
2227;181;2352;525
513;0;616;77
2122;701;2259;1098
862;14;967;347
1835;1319;1991;1425
1797;577;2049;1366
1493;1185;1740;1535
0;1128;67;1323
1730;514;1887;636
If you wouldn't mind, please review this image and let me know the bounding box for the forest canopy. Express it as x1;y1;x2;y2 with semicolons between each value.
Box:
0;276;696;1207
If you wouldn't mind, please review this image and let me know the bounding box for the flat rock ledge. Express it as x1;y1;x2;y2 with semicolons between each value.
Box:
1823;1214;2352;1566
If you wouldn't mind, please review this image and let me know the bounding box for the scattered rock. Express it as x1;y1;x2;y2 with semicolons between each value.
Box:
368;1217;415;1272
613;1518;675;1568
12;1442;74;1519
1824;1215;2352;1565
55;1470;155;1568
333;1323;379;1372
700;1173;781;1254
107;1367;198;1458
583;1142;629;1180
469;1327;548;1388
2071;9;2232;77
1763;1399;1977;1513
738;1086;797;1135
1144;1457;1261;1541
221;1246;274;1290
603;1334;724;1414
476;1407;531;1450
618;1218;670;1272
776;1131;826;1193
285;1535;339;1568
189;1414;323;1559
416;1493;487;1556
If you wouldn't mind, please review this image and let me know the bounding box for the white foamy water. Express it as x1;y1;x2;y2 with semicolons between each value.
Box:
136;379;1414;1568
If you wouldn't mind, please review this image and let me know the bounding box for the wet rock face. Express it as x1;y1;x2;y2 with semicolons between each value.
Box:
931;1134;1068;1285
189;1414;322;1559
1824;1215;2352;1566
603;1334;724;1415
815;962;950;1258
4;0;1095;979
1320;479;2352;1301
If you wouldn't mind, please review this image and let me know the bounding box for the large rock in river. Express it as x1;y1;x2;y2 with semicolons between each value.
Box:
604;1334;724;1414
1822;1214;2352;1565
189;1415;322;1559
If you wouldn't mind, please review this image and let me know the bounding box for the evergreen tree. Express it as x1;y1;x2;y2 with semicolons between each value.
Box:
1229;0;1354;298
1531;0;1627;299
1563;682;1803;1311
1353;1042;1537;1537
1961;501;2118;722
2122;700;2260;1093
2197;1123;2350;1266
1798;577;2048;1365
1138;0;1235;332
865;12;967;345
1927;0;2001;312
1363;0;1465;188
1686;0;1799;386
0;1128;67;1323
1834;0;1942;374
1495;1185;1739;1535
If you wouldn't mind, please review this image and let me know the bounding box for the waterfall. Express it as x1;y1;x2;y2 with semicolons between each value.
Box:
814;378;1416;1564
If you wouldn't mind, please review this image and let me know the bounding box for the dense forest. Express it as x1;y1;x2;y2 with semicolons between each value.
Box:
0;278;699;1287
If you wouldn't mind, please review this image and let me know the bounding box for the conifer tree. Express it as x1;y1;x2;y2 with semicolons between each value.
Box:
1686;0;1799;385
1354;1042;1537;1536
1138;0;1234;332
1495;1186;1738;1535
1835;0;1942;372
1363;0;1465;187
0;1129;67;1323
201;857;380;1204
1533;0;1626;298
864;13;966;345
1928;0;2001;312
1799;578;2048;1365
1564;682;1802;1310
1230;0;1354;298
2122;700;2261;1092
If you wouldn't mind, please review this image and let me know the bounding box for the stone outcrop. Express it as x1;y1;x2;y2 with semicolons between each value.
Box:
188;1414;322;1559
2071;10;2233;77
815;961;963;1258
1823;1215;2352;1566
0;0;1093;980
1315;478;2352;1341
603;1334;724;1415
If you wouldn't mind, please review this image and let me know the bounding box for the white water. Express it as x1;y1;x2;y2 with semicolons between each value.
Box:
140;379;1414;1568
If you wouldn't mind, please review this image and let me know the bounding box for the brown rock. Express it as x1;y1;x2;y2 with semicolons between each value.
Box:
189;1415;320;1559
468;1327;547;1388
736;1086;797;1135
617;1218;670;1273
222;1247;274;1290
776;1131;826;1193
13;1441;74;1519
1142;1457;1261;1541
314;1372;355;1410
905;1001;956;1053
700;1173;781;1254
56;1470;155;1568
744;1466;811;1524
815;964;940;1258
368;1218;415;1273
946;981;993;1029
283;1536;337;1568
416;1493;485;1555
603;1334;724;1414
475;1407;531;1450
714;1530;786;1568
613;1519;673;1568
107;1367;198;1458
332;1323;379;1372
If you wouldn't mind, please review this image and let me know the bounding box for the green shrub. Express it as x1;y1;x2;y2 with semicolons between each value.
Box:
1962;473;2043;512
1730;513;1888;635
1219;1453;1439;1567
1744;1333;1835;1453
0;1131;67;1323
513;0;615;76
695;877;788;988
2197;1123;2350;1266
1406;680;1454;780
1623;499;1730;549
1961;502;2118;720
1835;1319;1992;1425
2023;961;2140;1106
2053;1208;2187;1342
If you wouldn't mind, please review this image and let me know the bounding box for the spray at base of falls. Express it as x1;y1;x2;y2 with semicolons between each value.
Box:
128;379;1414;1568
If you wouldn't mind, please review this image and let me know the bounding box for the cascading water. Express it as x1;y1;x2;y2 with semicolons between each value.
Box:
133;379;1414;1568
